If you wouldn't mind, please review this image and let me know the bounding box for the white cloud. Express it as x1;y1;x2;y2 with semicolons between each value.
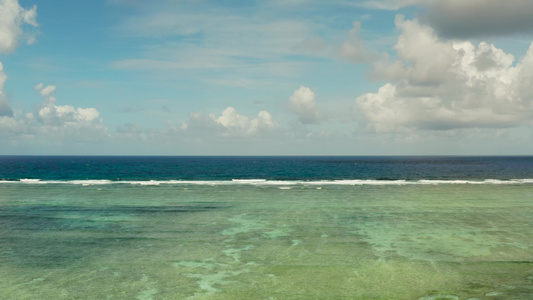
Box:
356;17;533;132
0;0;38;53
34;83;101;127
0;83;111;143
34;83;56;105
288;86;322;124
181;106;278;137
0;113;30;135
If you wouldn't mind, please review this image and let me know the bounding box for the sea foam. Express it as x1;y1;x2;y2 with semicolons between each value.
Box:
2;178;533;186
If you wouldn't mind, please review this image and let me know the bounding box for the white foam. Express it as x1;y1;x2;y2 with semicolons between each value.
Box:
1;178;533;186
250;180;297;186
67;180;112;186
231;179;267;183
20;179;44;184
333;179;409;185
517;179;533;183
417;179;529;185
418;180;474;185
129;180;161;186
484;179;507;184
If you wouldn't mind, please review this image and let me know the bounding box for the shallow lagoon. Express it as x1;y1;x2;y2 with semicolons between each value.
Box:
1;183;533;299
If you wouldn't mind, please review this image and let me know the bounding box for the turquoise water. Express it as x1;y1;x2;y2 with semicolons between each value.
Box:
2;181;533;299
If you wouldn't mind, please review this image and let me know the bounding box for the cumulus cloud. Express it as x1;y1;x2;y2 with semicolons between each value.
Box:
421;0;533;39
356;17;533;132
34;83;101;127
181;106;278;137
1;84;108;142
288;86;322;124
0;0;38;53
0;113;30;135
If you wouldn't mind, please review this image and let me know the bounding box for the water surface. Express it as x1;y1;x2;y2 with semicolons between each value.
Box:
1;156;532;299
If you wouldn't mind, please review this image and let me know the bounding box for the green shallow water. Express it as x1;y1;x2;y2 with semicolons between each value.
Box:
1;184;533;299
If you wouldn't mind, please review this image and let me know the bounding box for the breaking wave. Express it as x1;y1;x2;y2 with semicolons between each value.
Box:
1;178;533;186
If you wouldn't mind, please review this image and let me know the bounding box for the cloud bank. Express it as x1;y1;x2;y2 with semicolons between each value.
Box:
1;82;107;144
362;0;533;39
421;0;533;39
356;17;533;133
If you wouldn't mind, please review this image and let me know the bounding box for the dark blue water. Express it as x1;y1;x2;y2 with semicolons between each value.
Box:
1;156;533;181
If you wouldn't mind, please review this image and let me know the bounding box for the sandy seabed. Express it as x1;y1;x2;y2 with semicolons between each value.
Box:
1;183;532;299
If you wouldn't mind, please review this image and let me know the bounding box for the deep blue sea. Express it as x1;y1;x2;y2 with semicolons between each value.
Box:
1;156;533;182
1;156;533;299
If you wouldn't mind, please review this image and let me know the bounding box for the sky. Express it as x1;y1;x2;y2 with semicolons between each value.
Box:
1;0;533;155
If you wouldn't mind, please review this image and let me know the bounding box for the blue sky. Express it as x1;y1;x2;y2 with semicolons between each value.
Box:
1;0;533;155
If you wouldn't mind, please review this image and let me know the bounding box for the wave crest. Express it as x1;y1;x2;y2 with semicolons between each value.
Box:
1;178;533;186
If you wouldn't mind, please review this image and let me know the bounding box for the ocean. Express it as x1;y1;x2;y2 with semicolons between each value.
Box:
1;156;532;299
